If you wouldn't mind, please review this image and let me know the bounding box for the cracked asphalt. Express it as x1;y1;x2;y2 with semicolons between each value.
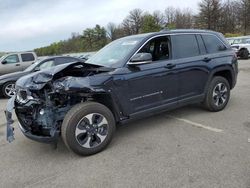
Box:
0;59;250;188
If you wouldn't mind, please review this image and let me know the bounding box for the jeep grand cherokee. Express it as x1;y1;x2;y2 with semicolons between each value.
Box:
6;30;238;156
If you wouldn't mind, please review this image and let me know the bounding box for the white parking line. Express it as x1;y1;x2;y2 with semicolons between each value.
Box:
166;115;224;133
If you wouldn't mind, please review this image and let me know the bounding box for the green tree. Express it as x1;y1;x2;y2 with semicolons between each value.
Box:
82;25;107;51
196;0;222;30
122;9;143;35
141;14;161;33
240;0;250;35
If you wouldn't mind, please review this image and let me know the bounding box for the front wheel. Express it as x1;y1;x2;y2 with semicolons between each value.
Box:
61;102;116;156
203;76;230;112
240;49;249;59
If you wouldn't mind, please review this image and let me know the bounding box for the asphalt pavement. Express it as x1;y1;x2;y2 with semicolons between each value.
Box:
0;60;250;188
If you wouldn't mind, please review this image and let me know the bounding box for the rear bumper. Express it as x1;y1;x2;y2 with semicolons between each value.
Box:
0;83;4;97
232;74;237;89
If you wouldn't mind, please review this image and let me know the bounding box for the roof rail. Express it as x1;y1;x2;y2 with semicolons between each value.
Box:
160;28;170;32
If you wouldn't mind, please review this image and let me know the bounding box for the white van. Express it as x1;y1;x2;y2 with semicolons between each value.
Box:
0;52;37;75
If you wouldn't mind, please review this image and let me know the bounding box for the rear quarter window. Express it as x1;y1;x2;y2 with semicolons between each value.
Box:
202;35;227;54
21;53;35;62
171;34;200;59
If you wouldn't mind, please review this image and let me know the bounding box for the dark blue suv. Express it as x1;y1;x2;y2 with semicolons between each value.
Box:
6;29;238;156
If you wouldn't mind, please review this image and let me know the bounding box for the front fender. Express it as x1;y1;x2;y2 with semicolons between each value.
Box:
52;76;101;94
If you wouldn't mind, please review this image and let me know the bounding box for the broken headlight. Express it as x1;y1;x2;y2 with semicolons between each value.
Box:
16;89;34;104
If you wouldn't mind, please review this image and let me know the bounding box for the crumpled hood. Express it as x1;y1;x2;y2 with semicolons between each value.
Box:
53;76;92;93
15;62;87;90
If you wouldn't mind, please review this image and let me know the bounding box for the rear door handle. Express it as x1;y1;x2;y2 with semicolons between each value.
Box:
203;57;212;62
164;63;176;69
16;63;20;66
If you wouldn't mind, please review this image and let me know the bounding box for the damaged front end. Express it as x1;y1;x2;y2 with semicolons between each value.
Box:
14;89;77;143
5;62;112;143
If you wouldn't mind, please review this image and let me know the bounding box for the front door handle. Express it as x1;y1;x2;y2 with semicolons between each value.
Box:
16;63;20;66
164;63;176;69
203;57;212;62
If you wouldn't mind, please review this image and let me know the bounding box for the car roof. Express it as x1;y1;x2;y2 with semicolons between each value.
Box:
4;51;35;55
123;29;222;40
120;29;230;48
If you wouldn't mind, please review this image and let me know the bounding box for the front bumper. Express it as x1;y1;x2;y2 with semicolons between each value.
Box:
18;122;59;143
232;48;240;56
5;96;60;144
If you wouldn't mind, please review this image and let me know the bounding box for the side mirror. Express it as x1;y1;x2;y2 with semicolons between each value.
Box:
218;45;226;51
128;53;152;66
34;67;40;72
1;60;7;65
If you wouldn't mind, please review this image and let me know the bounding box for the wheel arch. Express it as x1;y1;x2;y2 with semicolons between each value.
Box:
205;67;235;93
90;93;123;123
239;47;249;52
213;70;233;89
239;47;247;50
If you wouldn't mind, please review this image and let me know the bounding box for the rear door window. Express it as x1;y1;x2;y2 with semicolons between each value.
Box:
202;35;227;53
171;34;200;59
21;53;35;62
38;60;55;70
55;57;78;65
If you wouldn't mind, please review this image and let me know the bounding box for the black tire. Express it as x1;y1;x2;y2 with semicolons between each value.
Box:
203;76;230;112
2;81;16;98
61;102;116;156
240;49;249;59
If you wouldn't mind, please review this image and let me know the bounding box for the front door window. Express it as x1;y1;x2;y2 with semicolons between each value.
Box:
4;55;19;64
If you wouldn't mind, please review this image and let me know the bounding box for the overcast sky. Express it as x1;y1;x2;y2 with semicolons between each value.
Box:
0;0;199;52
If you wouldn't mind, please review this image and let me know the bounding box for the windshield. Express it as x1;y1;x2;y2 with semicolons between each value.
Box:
232;38;250;44
86;36;145;68
0;54;7;61
227;39;234;44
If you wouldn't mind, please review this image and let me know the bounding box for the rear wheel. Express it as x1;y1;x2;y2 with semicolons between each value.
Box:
61;102;116;156
2;81;16;98
203;76;230;112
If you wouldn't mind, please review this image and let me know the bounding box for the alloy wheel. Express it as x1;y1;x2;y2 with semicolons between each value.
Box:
4;83;16;97
212;83;228;107
75;113;108;148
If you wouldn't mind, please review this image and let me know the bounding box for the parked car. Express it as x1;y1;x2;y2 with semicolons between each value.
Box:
227;36;250;59
6;29;238;156
0;52;37;76
0;56;84;98
226;37;236;45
